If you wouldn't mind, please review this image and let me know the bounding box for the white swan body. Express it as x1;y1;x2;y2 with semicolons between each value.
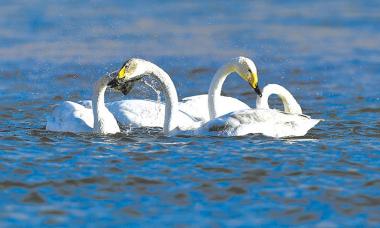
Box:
192;108;320;138
116;95;249;123
178;95;249;122
46;75;120;134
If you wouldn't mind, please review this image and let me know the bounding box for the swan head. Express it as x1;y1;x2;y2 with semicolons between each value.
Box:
116;58;151;80
232;57;262;97
108;58;152;94
107;58;151;93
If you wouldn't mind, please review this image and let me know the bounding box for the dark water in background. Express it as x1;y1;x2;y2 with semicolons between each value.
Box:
1;0;380;226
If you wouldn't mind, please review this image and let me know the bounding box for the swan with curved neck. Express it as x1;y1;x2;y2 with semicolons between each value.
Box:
108;58;320;137
109;58;179;134
207;57;304;118
46;74;121;134
208;56;261;119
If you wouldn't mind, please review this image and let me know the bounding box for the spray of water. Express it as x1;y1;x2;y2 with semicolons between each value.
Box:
141;76;163;119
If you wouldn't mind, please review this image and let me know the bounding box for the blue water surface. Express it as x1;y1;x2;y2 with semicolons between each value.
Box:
0;0;380;226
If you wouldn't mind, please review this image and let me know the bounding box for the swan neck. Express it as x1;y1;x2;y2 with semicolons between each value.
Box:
256;89;270;110
208;63;235;119
92;75;114;133
146;63;179;134
256;84;302;114
279;92;302;114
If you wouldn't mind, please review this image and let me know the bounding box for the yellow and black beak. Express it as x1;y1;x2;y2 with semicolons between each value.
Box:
254;86;262;97
249;82;262;97
107;77;134;95
249;72;262;97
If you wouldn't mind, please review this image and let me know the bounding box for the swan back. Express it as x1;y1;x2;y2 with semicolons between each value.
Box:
180;94;250;122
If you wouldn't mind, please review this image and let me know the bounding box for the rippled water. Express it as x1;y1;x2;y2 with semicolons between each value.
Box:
1;0;380;226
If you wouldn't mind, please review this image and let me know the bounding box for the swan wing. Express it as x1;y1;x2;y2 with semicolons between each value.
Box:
46;101;93;133
179;94;250;121
106;99;199;130
107;99;165;127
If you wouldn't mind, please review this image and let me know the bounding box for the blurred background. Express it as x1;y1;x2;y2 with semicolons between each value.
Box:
1;0;379;108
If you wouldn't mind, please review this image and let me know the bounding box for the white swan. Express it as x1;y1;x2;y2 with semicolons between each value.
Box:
108;58;182;134
75;56;259;128
180;56;261;122
46;74;120;134
194;84;321;137
109;58;320;137
194;108;321;138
